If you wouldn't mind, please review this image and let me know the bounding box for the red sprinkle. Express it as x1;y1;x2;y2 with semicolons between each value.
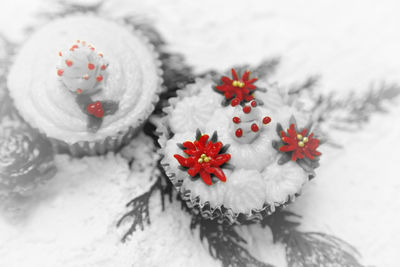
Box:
98;53;103;57
251;123;259;132
232;117;241;124
231;98;240;107
83;75;89;80
58;51;62;57
101;65;106;70
96;75;103;82
69;44;78;51
57;69;64;76
251;100;257;107
243;106;251;114
76;88;83;94
65;60;73;67
88;63;95;70
235;128;243;138
263;116;271;124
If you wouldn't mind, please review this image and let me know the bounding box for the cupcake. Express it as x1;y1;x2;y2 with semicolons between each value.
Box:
158;69;322;224
7;15;163;156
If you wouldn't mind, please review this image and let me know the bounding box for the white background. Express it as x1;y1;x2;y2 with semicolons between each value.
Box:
0;0;399;266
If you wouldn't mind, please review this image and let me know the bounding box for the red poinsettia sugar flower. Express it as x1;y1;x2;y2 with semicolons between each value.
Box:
216;69;258;106
280;124;321;161
174;134;231;185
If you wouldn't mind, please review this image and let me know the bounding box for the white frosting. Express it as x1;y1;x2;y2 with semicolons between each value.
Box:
164;78;311;214
8;16;161;143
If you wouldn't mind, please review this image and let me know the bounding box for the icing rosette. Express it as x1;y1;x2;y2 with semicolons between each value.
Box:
8;15;163;156
158;69;322;224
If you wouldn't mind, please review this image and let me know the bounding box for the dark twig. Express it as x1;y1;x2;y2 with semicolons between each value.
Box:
190;213;274;267
117;175;161;242
262;210;364;267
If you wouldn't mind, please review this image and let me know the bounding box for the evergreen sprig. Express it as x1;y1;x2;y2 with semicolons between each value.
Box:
312;83;400;131
117;175;162;242
261;211;364;267
190;214;274;267
38;0;103;19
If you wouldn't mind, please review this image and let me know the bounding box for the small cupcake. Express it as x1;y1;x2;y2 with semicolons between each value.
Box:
159;69;322;224
7;15;163;156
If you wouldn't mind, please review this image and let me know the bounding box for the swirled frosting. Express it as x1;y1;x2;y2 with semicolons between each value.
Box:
163;77;311;214
8;16;161;143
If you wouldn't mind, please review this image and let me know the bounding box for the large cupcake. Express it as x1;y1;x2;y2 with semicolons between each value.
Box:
158;69;322;224
7;15;163;156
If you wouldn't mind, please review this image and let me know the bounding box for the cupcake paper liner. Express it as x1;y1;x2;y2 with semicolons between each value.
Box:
157;77;303;225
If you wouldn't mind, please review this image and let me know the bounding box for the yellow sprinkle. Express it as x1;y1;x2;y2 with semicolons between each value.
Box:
297;134;303;140
201;154;206;158
298;141;305;147
204;157;210;163
303;137;309;143
198;158;204;164
232;80;238;87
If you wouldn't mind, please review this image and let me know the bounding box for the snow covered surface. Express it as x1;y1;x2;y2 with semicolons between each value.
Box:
1;0;400;266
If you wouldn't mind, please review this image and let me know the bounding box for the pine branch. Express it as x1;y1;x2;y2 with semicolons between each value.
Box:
288;80;400;132
37;0;104;19
190;215;274;267
288;75;320;95
262;210;365;267
116;161;174;242
122;15;195;115
117;175;160;242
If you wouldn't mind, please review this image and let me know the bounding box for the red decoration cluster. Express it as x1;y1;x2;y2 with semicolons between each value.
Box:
279;124;321;161
216;69;258;106
87;101;105;118
232;100;272;139
174;134;231;185
56;40;107;89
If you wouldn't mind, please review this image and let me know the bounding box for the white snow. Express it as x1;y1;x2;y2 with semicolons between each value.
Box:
1;0;400;266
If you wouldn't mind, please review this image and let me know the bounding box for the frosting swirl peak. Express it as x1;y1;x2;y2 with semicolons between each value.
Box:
56;40;108;95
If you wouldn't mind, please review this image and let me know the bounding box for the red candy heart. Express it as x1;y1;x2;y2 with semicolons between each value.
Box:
87;101;105;118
